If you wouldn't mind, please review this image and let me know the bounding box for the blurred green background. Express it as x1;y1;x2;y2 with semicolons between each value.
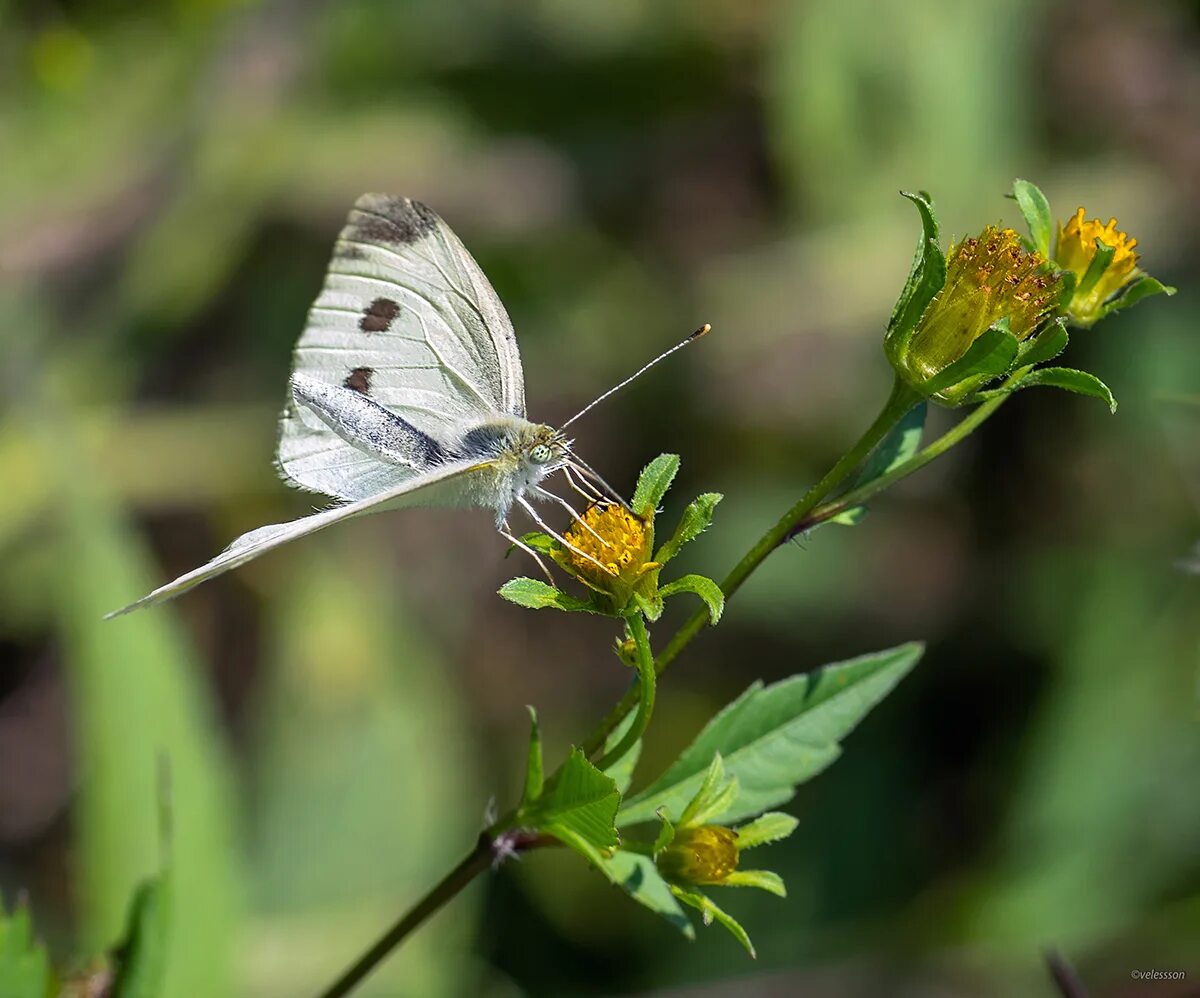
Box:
2;0;1198;995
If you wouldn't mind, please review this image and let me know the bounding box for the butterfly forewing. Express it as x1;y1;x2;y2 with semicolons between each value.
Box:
278;195;525;499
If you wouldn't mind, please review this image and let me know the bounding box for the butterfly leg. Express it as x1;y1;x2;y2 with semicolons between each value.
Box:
516;495;615;576
499;521;555;583
562;463;606;506
534;485;612;548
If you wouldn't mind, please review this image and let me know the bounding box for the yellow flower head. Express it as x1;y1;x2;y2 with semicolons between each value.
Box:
1054;208;1141;326
657;825;739;885
562;503;654;601
905;226;1061;384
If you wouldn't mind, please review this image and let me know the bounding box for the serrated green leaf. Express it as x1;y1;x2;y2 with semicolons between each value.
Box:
504;532;556;558
853;402;926;489
112;876;170;998
0;898;54;998
887;191;945;346
631;454;680;517
723;869;786;896
523;706;544;804
601;710;641;795
655;493;722;564
618;642;923;826
922;323;1019;396
1014;367;1118;413
1011;179;1053;258
734;812;799;850
525;748;619;865
1102;275;1176;316
670;887;755;957
595;851;694;938
498;578;602;614
1017;317;1068;368
658;574;724;624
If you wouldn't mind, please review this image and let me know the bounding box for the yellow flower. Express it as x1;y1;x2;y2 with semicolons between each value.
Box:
657;825;740;885
561;503;655;605
1054;208;1141;326
903;226;1061;388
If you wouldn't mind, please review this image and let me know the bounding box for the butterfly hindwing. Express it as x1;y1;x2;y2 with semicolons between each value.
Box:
278;195;525;500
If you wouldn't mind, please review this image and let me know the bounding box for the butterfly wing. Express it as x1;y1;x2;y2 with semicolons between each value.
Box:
106;458;494;618
279;194;525;500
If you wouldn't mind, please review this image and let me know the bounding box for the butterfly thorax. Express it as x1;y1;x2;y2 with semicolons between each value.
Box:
448;416;567;522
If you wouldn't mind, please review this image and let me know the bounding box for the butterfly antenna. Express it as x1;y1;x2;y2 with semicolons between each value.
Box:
558;324;711;431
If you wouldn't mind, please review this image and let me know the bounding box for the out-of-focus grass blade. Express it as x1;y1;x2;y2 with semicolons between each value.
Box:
243;541;481;998
50;418;241;998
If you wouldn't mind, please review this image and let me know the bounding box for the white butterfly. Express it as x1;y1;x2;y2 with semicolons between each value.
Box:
109;194;706;617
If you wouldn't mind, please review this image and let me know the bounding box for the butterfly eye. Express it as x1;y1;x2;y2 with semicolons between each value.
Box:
529;444;553;464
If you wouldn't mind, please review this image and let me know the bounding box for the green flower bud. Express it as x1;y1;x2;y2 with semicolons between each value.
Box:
657;825;739;885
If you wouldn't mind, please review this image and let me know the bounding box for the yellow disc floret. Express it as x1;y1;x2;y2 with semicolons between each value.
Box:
562;504;653;599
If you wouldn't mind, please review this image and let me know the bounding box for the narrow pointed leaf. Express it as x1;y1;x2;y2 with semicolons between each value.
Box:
671;887;755;957
921;324;1019;395
0;899;54;998
655;493;722;563
632;454;680;517
658;574;724;624
1011;179;1053;258
1017;318;1068;368
618;643;923;826
734;812;799;850
852;402;926;489
722;869;787;896
112;875;171;998
1075;239;1116;297
1015;367;1117;413
601;710;641;795
888;191;945;343
1102;275;1176;316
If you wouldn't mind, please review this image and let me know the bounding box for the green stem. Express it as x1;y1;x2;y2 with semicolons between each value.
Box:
795;391;1010;534
314;835;493;998
594;613;656;771
582;376;920;756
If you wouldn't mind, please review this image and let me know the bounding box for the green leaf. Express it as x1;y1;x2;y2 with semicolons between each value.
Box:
853;402;926;488
921;323;1019;396
632;454;680;517
678;754;738;828
827;507;867;527
601;710;641;795
504;532;556;558
498;578;602;614
670;887;755;957
524;748;619;865
523;706;544;804
734;812;799;850
652;810;676;854
887;191;946;345
1014;367;1118;413
1017;317;1068;368
594;851;694;938
112;876;171;998
1075;239;1116;297
1011;179;1053;258
722;870;786;896
632;591;664;622
1102;275;1176;316
655;493;722;564
0;897;54;998
618;642;924;826
658;574;724;624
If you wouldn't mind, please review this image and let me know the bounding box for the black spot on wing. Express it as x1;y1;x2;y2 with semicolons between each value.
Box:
359;297;401;333
350;196;439;246
334;242;366;261
343;367;374;394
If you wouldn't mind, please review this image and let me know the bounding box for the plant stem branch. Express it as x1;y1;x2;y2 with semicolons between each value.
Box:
594;613;656;771
582;376;921;756
314;835;494;998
